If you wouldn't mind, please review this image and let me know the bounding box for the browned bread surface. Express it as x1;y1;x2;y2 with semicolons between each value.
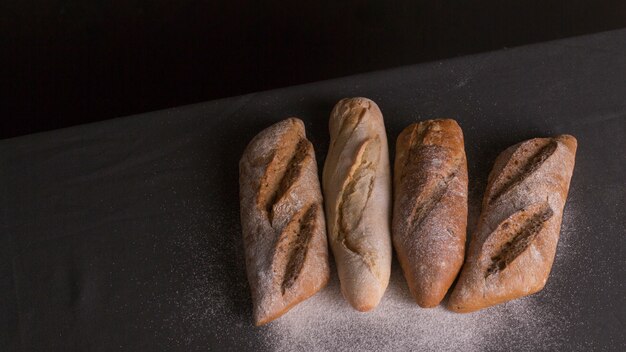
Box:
448;135;577;313
239;118;330;325
393;119;468;307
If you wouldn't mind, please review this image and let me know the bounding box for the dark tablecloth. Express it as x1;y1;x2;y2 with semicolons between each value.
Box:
1;30;625;351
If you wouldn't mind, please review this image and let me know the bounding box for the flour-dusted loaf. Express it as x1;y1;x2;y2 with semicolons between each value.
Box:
322;97;392;311
239;118;330;325
393;119;468;308
448;135;577;313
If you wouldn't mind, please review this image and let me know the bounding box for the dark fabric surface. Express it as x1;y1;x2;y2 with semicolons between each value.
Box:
1;30;625;351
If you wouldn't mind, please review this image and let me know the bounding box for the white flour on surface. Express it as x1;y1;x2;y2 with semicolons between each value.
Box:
262;260;566;352
154;175;582;351
259;189;583;352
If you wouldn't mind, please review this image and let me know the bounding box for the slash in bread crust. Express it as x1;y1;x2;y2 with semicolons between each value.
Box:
239;118;330;325
448;135;577;313
323;98;392;311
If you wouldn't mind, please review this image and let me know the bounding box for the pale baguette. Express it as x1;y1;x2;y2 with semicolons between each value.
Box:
323;97;392;311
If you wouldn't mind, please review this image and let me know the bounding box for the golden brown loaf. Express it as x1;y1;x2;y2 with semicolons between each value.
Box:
239;118;330;325
448;135;577;313
322;97;392;311
393;119;468;308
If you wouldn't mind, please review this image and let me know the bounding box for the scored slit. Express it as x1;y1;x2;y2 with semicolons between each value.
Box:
401;130;460;235
269;139;309;222
407;165;458;234
400;124;428;182
484;205;554;278
336;137;380;258
489;140;557;205
280;204;318;294
332;104;367;151
256;137;309;224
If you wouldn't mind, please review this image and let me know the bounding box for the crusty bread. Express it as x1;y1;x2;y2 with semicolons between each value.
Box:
393;119;468;308
322;97;392;311
448;135;577;313
239;118;330;325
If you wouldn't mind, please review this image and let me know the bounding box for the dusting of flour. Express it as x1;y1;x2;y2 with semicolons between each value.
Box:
262;260;565;352
155;177;581;351
257;187;584;352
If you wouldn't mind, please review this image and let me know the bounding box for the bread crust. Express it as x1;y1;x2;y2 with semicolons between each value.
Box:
239;118;330;325
448;135;577;313
393;119;468;308
322;98;392;311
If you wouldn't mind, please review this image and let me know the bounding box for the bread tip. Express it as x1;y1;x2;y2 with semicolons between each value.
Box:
415;298;440;309
432;117;459;123
429;118;462;131
338;97;378;109
254;309;283;327
556;134;577;150
342;287;384;312
352;302;378;312
284;116;305;127
346;290;386;312
253;312;271;327
241;117;305;157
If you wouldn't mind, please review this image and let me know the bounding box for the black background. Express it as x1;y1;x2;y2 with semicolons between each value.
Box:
2;1;626;138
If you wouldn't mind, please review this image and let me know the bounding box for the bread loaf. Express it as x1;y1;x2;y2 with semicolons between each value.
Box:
322;97;392;311
393;119;468;308
448;135;577;312
239;118;330;325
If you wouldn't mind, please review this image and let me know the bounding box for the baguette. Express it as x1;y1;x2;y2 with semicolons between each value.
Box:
239;118;330;325
448;135;577;312
322;97;392;311
393;119;468;308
